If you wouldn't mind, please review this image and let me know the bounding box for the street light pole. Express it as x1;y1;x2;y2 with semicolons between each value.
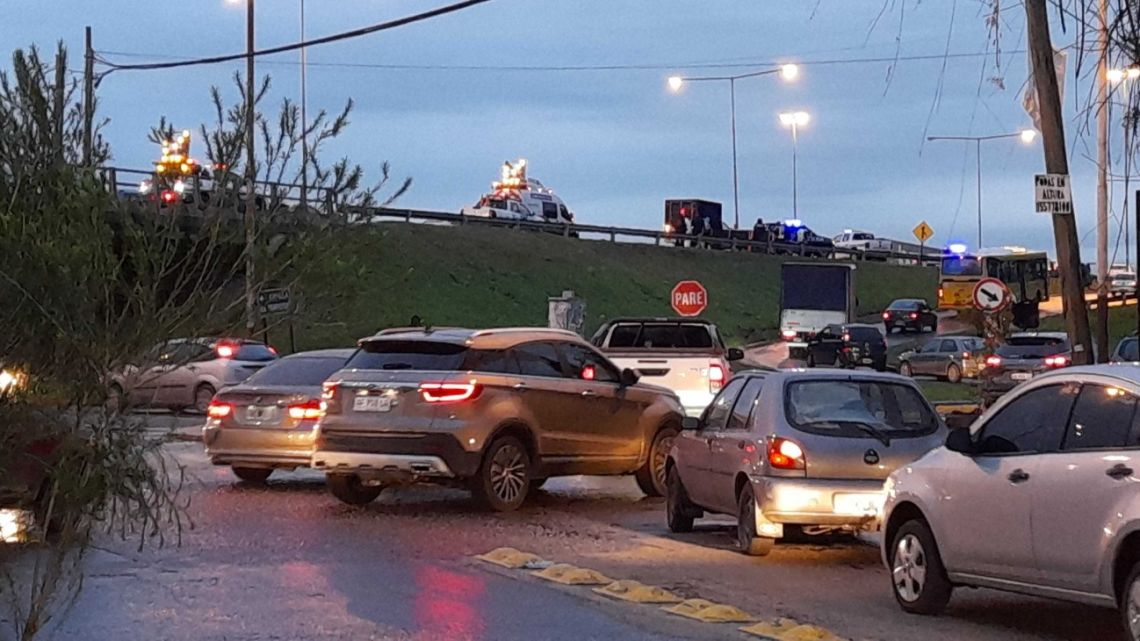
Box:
976;139;983;247
668;64;798;230
244;0;257;337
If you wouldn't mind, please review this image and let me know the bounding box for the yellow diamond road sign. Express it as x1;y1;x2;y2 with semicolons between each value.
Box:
913;221;934;243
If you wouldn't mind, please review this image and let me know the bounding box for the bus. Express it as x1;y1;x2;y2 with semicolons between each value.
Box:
939;245;1050;325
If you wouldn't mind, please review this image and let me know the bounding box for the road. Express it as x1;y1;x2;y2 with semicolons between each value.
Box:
45;439;1123;641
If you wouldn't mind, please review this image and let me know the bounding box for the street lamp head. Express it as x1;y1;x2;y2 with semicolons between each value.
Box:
780;64;800;82
667;76;684;92
1108;68;1127;84
1019;129;1038;144
779;111;810;127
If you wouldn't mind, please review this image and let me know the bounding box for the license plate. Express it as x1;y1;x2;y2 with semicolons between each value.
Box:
861;358;873;364
1011;372;1033;381
353;396;392;412
833;493;884;516
245;405;278;422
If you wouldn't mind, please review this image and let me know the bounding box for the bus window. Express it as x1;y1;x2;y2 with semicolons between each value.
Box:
941;256;982;276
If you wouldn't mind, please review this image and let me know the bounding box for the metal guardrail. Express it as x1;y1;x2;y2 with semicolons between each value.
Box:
101;165;944;265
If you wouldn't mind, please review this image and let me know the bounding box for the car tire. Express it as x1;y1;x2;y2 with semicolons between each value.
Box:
327;473;383;506
1119;562;1140;641
946;363;962;384
806;353;816;368
231;467;272;484
635;426;678;497
899;362;914;378
737;486;775;556
471;436;530;512
666;466;699;533
889;519;953;615
194;383;216;414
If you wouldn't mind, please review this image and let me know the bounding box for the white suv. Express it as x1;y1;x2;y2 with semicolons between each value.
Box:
882;365;1140;639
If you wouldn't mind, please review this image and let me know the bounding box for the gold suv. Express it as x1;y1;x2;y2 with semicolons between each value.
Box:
313;327;686;511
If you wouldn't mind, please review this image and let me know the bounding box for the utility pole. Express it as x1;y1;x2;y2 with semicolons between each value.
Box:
1025;0;1094;363
1095;0;1110;361
244;0;258;338
1136;189;1140;338
83;26;95;167
300;0;309;214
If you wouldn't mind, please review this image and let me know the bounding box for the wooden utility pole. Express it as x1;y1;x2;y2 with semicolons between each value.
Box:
83;26;95;167
1095;0;1110;361
1025;0;1094;364
244;0;258;338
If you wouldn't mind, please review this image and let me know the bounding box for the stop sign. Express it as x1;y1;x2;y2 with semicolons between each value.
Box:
671;280;708;317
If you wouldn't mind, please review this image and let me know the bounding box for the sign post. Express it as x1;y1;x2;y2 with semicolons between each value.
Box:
972;278;1011;351
912;221;934;264
257;287;293;351
671;280;708;317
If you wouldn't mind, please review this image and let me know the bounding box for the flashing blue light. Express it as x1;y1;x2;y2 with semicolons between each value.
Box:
783;219;803;228
947;243;968;255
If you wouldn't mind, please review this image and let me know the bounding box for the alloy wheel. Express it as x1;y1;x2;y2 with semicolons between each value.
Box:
652;433;676;491
893;533;928;603
489;443;527;504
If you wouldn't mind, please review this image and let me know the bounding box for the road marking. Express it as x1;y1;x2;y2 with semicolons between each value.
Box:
474;547;548;569
593;580;683;604
662;598;756;623
531;563;612;585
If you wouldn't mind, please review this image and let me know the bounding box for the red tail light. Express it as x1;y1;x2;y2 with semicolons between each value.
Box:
842;333;851;342
909;312;918;320
1044;355;1069;368
768;437;806;470
268;346;278;355
420;381;481;403
708;363;726;392
881;312;890;320
287;399;324;420
962;352;971;359
781;330;798;341
161;190;177;204
581;365;596;381
321;382;342;414
207;400;232;419
985;355;1002;368
216;343;237;358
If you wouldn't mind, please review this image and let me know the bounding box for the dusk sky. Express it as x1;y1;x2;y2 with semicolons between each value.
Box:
7;1;1137;263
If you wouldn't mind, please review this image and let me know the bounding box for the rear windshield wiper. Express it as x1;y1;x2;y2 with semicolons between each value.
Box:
848;421;892;447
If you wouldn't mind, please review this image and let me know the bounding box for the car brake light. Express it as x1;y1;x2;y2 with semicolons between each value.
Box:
268;346;278;355
909;312;918;319
581;365;596;381
287;399;324;420
985;355;1002;368
708;363;726;392
962;352;970;359
882;312;890;320
842;333;851;342
938;287;944;299
768;437;806;470
420;381;481;403
160;189;177;204
1044;355;1069;368
216;343;236;358
781;330;797;341
207;400;232;418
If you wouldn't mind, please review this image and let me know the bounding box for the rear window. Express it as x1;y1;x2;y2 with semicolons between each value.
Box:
888;300;921;311
229;342;278;362
853;233;873;240
996;336;1068;358
845;327;883;342
347;340;469;371
605;323;714;349
244;355;349;386
785;380;938;437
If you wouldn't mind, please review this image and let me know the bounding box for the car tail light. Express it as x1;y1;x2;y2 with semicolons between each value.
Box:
962;351;971;359
321;382;342;414
909;312;918;319
708;363;726;392
781;329;797;341
160;189;177;204
881;312;890;320
287;399;324;420
420;381;481;403
938;287;944;299
206;400;232;419
984;355;1002;368
1044;355;1069;368
842;333;851;342
268;345;278;355
216;343;237;359
768;437;806;471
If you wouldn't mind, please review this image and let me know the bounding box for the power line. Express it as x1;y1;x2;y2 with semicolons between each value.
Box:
98;0;492;73
97;47;1028;75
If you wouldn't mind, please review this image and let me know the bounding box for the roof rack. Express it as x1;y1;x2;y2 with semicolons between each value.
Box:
468;327;582;339
373;326;463;336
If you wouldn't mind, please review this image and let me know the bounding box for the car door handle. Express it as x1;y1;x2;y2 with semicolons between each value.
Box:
581;390;597;397
1007;469;1031;484
512;383;527;391
1107;464;1134;480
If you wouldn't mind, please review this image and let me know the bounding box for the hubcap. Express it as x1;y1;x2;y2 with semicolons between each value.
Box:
652;434;675;491
489;444;527;504
893;534;928;603
1128;577;1140;639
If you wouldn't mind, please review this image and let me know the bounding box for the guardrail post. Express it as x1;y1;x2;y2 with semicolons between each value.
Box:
610;230;616;243
107;167;118;197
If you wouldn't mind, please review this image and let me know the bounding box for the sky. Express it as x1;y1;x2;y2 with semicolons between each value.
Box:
5;0;1138;265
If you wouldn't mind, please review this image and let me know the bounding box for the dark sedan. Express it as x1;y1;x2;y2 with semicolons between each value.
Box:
980;332;1070;404
805;323;887;371
881;299;938;333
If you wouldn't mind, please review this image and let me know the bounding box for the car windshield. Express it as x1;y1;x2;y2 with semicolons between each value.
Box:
996;336;1068;358
347;340;470;371
785;380;938;437
888;300;921;311
941;256;982;276
606;323;714;349
244;355;349;386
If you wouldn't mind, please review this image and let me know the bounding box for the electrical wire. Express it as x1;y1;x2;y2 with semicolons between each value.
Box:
98;0;492;73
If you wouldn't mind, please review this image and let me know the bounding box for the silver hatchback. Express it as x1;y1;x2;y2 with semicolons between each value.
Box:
666;369;946;555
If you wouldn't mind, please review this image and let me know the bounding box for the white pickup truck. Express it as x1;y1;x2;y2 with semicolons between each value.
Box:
832;230;893;256
592;318;744;417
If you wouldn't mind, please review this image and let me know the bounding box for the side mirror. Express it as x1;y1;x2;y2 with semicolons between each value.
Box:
620;368;640;387
945;429;975;455
726;348;745;362
681;416;701;430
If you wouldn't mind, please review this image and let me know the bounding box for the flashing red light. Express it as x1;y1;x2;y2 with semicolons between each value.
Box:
680;207;689;217
708;363;726;393
768;437;806;470
882;312;890;320
985;355;1002;368
287;399;324;420
420;381;481;403
160;190;177;204
581;365;596;381
216;343;236;359
206;400;232;419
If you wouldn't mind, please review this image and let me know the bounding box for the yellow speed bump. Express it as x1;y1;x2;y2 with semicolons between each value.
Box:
662;598;756;623
474;547;547;569
741;619;848;641
531;563;612;586
593;580;683;604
